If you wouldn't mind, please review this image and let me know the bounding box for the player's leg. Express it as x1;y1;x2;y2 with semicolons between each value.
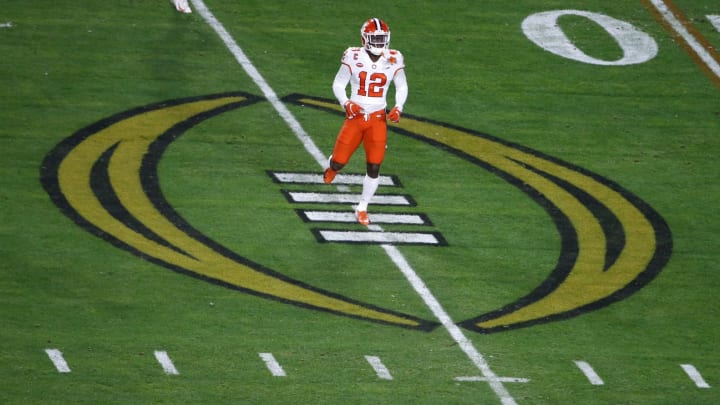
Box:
324;156;343;184
355;118;387;225
355;164;380;225
325;121;362;184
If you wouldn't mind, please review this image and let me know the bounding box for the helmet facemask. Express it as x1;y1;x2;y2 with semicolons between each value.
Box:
364;33;390;55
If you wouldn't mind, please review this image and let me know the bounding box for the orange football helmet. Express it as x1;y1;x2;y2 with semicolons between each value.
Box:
361;18;390;56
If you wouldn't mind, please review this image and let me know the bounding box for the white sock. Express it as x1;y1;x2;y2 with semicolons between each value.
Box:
357;174;379;212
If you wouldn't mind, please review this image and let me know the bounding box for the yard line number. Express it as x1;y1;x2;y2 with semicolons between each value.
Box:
523;6;720;87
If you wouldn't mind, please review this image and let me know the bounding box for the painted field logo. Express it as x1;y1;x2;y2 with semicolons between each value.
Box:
40;91;672;333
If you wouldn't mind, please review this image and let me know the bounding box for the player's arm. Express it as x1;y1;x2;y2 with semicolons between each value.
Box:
333;64;363;118
393;68;408;111
388;68;407;122
332;64;351;105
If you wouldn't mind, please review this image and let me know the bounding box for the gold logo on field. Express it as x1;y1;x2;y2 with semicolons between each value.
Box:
41;92;672;333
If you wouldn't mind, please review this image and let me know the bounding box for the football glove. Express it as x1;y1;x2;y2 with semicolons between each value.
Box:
388;106;402;123
344;100;363;119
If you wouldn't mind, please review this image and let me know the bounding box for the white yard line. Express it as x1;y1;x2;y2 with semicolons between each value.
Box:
190;0;326;168
154;350;180;375
709;15;720;33
191;2;519;403
365;355;394;380
456;376;530;383
320;230;440;245
680;364;711;388
45;349;71;373
384;244;519;404
286;191;412;206
647;0;720;80
259;353;287;377
269;172;398;186
303;210;427;225
574;360;604;385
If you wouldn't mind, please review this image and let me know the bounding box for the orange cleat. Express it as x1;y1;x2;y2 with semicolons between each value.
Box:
355;210;370;226
323;168;336;184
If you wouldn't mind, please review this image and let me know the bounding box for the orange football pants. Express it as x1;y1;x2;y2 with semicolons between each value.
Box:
331;109;387;165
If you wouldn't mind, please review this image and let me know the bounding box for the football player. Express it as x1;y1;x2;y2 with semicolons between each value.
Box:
324;17;408;226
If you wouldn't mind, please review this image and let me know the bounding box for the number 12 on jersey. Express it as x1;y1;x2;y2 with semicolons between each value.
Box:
358;71;387;97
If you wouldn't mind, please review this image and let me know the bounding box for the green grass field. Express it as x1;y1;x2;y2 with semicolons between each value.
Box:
2;1;719;404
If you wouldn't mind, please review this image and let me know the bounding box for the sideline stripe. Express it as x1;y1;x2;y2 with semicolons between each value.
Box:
192;2;519;403
45;349;71;373
365;355;393;380
0;22;12;28
644;0;720;89
680;364;711;388
574;360;604;385
259;353;287;377
154;351;180;375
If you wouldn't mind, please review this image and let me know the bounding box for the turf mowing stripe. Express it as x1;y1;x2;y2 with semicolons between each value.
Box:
44;349;71;373
645;0;720;88
365;355;393;380
259;353;287;377
154;351;179;375
574;360;604;385
680;364;711;388
193;2;520;403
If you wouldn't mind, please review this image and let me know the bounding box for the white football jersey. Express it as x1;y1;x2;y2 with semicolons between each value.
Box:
333;47;406;113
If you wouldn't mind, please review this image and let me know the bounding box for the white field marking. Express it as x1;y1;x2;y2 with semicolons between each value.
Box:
303;210;426;225
680;364;711;388
271;172;397;186
455;376;530;383
45;349;71;373
574;360;604;385
709;15;720;33
190;0;326;168
383;244;520;405
647;0;720;80
193;2;519;403
319;230;441;245
365;355;393;380
522;10;657;66
259;353;287;377
286;191;411;206
0;22;12;28
154;351;180;375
